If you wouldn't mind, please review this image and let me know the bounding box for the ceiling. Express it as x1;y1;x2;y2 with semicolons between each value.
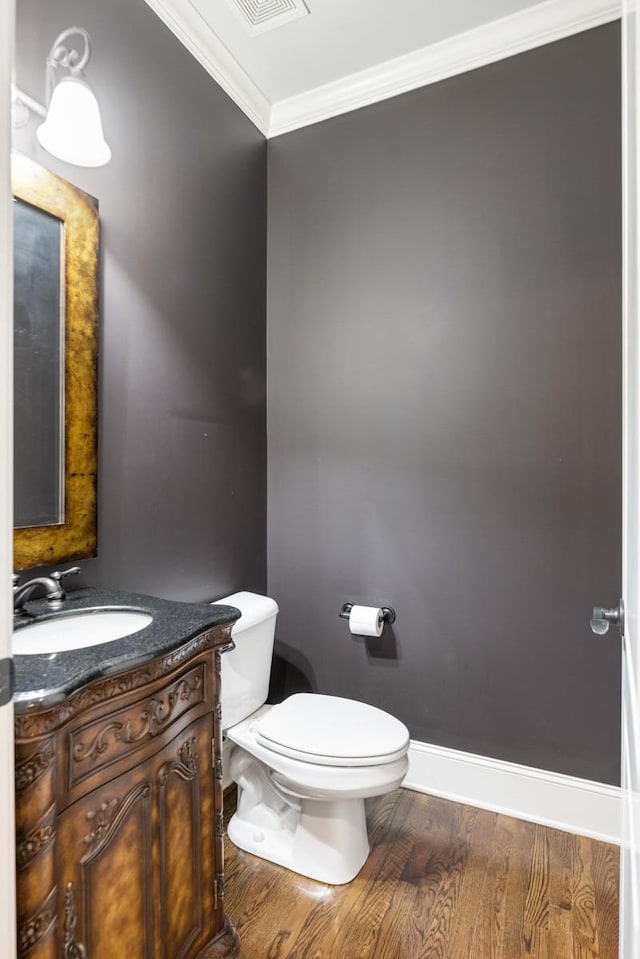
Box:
143;0;620;136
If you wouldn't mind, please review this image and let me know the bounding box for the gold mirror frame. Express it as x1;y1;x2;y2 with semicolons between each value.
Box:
13;153;99;570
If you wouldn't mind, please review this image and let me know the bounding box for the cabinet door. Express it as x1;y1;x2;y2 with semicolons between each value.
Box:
156;715;216;959
57;765;155;959
56;715;215;959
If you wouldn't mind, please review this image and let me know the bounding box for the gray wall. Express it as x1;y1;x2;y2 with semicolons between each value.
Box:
267;25;622;783
15;0;267;602
14;5;622;784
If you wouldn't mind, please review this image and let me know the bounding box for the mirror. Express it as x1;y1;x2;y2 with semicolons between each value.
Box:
14;194;64;528
12;153;99;570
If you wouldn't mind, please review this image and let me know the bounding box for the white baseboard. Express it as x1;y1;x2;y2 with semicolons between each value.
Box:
404;740;621;845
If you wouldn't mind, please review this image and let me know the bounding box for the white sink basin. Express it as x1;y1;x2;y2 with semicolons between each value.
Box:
13;608;153;655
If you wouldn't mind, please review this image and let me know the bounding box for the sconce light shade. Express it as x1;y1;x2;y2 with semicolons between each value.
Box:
37;76;111;168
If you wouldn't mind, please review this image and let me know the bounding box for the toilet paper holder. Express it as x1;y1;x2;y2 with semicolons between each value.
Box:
339;603;396;626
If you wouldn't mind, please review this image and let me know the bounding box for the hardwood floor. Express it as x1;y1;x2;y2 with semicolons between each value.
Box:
223;788;619;959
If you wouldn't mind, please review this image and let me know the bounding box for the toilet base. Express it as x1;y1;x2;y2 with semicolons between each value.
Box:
228;747;370;885
228;795;369;885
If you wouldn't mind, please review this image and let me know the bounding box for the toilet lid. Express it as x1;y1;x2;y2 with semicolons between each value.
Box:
255;694;410;767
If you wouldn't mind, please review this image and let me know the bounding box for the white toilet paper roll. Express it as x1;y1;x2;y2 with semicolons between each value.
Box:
349;605;384;637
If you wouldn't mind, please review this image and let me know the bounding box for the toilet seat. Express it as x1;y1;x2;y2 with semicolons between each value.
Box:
254;693;410;767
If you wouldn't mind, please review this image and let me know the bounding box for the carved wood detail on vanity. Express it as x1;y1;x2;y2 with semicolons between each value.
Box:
15;622;240;959
69;664;205;784
62;884;86;959
15;737;56;790
178;736;200;773
16;802;56;869
18;886;58;955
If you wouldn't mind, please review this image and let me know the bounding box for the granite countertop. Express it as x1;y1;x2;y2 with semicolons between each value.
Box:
13;587;240;712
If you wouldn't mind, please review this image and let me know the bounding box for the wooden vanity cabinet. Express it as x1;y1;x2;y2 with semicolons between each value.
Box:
14;626;240;959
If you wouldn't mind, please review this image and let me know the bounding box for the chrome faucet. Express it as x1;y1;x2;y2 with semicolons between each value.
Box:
13;566;80;614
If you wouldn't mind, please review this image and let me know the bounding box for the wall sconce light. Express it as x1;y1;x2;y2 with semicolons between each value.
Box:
13;26;111;168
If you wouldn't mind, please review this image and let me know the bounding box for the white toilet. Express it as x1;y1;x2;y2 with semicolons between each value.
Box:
217;591;410;885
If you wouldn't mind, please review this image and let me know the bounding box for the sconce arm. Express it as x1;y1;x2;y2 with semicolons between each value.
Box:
45;27;92;103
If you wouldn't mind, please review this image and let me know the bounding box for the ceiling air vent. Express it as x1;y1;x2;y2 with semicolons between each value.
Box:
226;0;310;36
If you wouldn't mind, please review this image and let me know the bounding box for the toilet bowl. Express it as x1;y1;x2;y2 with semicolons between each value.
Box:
217;592;410;885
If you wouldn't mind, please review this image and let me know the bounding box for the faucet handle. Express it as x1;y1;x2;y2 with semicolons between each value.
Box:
46;567;81;610
12;573;20;587
50;566;81;585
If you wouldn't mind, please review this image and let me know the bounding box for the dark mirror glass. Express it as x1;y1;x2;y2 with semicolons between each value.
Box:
13;198;65;528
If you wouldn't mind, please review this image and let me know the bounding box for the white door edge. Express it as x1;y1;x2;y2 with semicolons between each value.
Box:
621;0;640;954
0;0;16;955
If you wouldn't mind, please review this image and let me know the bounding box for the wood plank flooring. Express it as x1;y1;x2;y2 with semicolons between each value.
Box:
223;788;619;959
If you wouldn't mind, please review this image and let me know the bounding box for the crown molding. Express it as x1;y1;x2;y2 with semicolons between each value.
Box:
145;0;621;139
268;0;621;137
143;0;271;136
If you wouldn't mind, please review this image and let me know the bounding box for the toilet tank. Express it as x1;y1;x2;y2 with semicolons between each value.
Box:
215;591;279;730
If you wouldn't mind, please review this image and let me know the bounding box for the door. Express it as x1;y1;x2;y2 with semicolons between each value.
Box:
621;2;640;956
0;0;17;957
